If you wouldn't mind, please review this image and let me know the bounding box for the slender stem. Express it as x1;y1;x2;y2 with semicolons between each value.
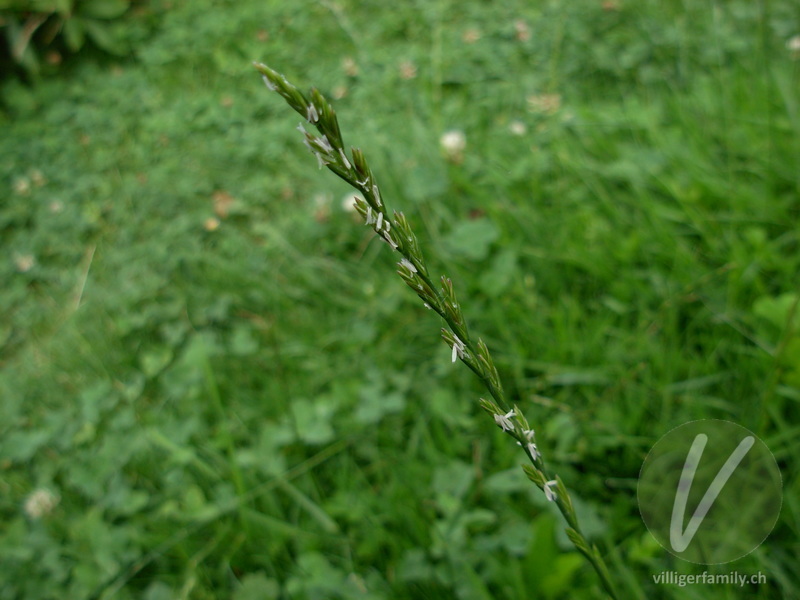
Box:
253;62;619;599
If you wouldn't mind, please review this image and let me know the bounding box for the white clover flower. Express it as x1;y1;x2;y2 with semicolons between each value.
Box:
341;192;363;213
440;130;466;162
12;177;31;196
14;253;36;272
312;192;330;209
342;56;359;77
24;488;59;519
544;480;558;502
29;169;46;187
494;409;515;431
509;120;527;136
787;35;800;55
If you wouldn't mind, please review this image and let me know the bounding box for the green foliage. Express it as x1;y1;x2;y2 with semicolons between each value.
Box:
1;0;800;598
0;0;148;76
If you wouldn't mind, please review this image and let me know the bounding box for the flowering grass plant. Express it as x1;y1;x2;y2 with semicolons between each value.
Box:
254;62;619;599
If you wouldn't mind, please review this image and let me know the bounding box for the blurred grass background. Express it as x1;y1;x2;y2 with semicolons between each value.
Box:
1;0;799;598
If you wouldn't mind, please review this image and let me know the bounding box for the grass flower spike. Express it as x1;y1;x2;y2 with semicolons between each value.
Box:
253;62;620;599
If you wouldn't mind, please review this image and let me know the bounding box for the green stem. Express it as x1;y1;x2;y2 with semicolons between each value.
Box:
201;349;251;536
254;62;620;599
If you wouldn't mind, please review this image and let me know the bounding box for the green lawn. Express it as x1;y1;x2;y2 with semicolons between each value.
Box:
1;0;799;598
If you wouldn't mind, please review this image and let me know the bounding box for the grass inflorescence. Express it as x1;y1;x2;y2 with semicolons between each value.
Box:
255;60;621;598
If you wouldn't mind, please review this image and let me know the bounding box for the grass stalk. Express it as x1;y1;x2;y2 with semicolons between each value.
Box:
252;62;620;598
